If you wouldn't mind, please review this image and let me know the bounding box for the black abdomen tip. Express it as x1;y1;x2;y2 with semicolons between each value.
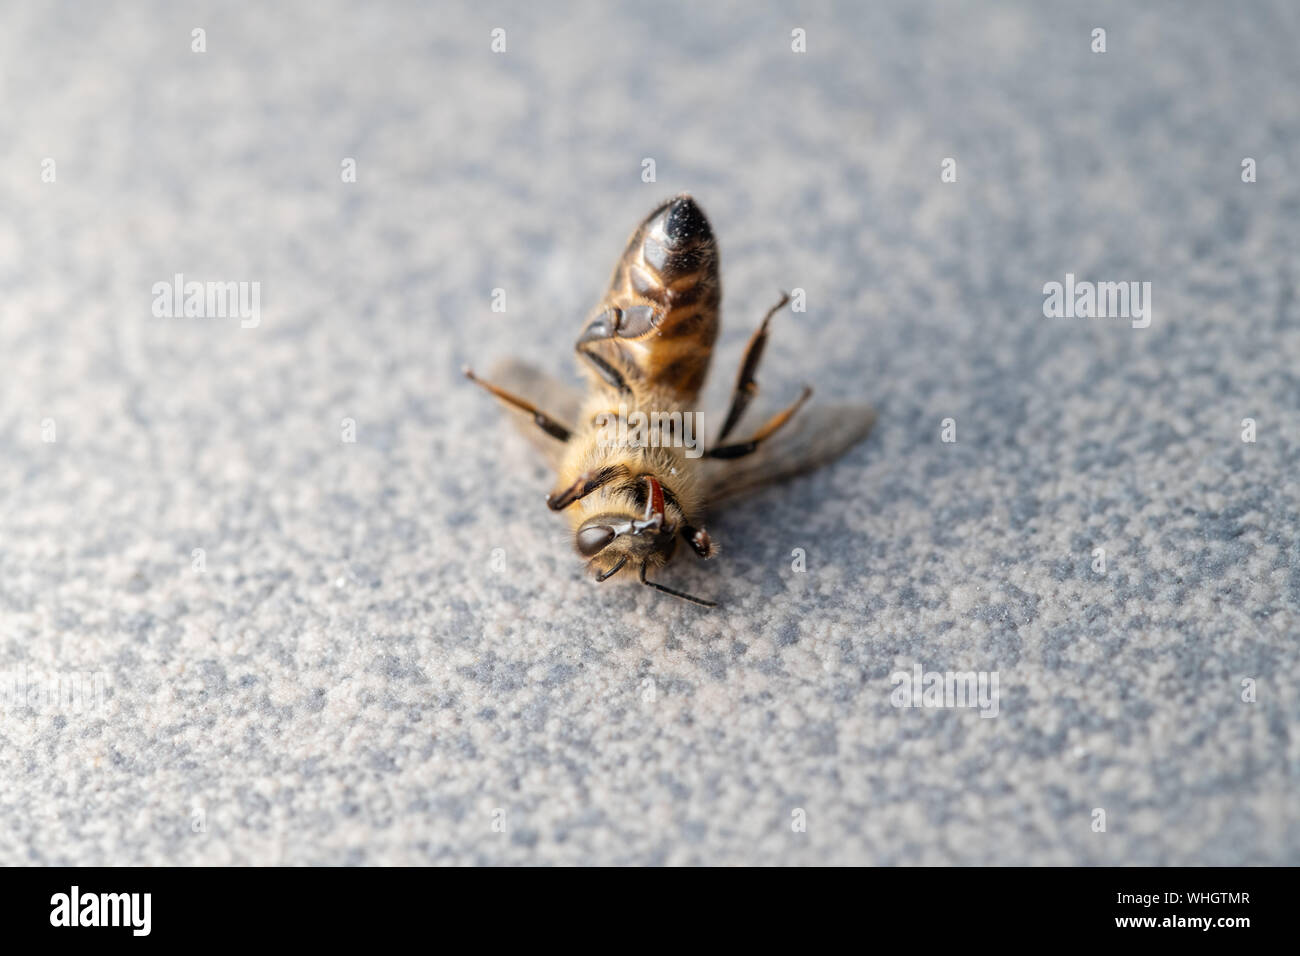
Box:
662;196;711;249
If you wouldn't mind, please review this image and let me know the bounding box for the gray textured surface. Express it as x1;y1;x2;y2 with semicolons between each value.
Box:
1;1;1298;865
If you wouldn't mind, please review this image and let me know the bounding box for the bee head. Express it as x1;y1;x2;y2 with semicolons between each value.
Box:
575;474;690;578
575;511;677;581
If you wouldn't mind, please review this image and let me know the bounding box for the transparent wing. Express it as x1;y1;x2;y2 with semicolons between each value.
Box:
703;403;876;506
486;358;584;471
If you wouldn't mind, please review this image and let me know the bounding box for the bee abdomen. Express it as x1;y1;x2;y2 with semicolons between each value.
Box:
633;196;719;301
577;195;723;400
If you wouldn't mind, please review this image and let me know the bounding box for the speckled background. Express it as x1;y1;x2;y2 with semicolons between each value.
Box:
1;0;1297;865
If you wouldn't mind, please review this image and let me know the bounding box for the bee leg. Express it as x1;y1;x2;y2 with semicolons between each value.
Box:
547;464;626;511
680;525;716;559
705;385;812;460
576;343;633;394
464;367;573;442
595;556;627;582
638;560;717;608
715;292;791;444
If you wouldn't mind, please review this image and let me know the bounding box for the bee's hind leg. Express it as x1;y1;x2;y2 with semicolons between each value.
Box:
715;291;791;444
463;367;573;442
705;384;812;460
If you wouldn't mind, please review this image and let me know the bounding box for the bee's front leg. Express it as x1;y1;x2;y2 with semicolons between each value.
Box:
546;465;626;511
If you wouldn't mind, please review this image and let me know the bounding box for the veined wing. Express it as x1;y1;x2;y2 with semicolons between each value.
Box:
703;403;876;506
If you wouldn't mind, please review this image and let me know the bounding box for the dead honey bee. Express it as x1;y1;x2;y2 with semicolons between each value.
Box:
465;194;874;607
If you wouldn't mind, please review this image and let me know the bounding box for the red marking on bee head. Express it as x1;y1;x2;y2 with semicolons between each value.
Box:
642;475;665;525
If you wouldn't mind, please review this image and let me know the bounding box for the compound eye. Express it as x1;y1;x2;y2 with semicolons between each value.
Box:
576;524;616;557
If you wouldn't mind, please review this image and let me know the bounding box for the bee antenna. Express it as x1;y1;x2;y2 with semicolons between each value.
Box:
638;560;717;608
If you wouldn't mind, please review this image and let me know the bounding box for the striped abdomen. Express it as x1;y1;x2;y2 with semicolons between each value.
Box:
575;194;721;402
